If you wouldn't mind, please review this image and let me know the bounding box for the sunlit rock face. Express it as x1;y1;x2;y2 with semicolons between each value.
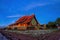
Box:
7;14;40;30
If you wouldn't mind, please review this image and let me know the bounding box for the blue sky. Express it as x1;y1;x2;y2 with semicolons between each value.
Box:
0;0;60;26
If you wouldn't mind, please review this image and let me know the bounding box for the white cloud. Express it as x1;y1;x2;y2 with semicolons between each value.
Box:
7;14;25;18
22;3;50;11
51;0;60;2
21;0;60;11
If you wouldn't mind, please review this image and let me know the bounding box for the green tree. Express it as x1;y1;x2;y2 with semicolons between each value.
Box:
47;18;60;29
47;22;56;29
55;18;60;25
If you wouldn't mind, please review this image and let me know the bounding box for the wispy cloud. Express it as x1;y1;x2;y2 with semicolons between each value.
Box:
21;0;60;11
51;0;60;2
7;14;25;18
22;3;50;11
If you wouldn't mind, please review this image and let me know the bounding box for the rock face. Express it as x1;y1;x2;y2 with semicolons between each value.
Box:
7;14;40;30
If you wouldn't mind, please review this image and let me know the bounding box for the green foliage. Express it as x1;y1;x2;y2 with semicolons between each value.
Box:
55;18;60;25
47;22;56;29
48;22;55;26
47;18;60;29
